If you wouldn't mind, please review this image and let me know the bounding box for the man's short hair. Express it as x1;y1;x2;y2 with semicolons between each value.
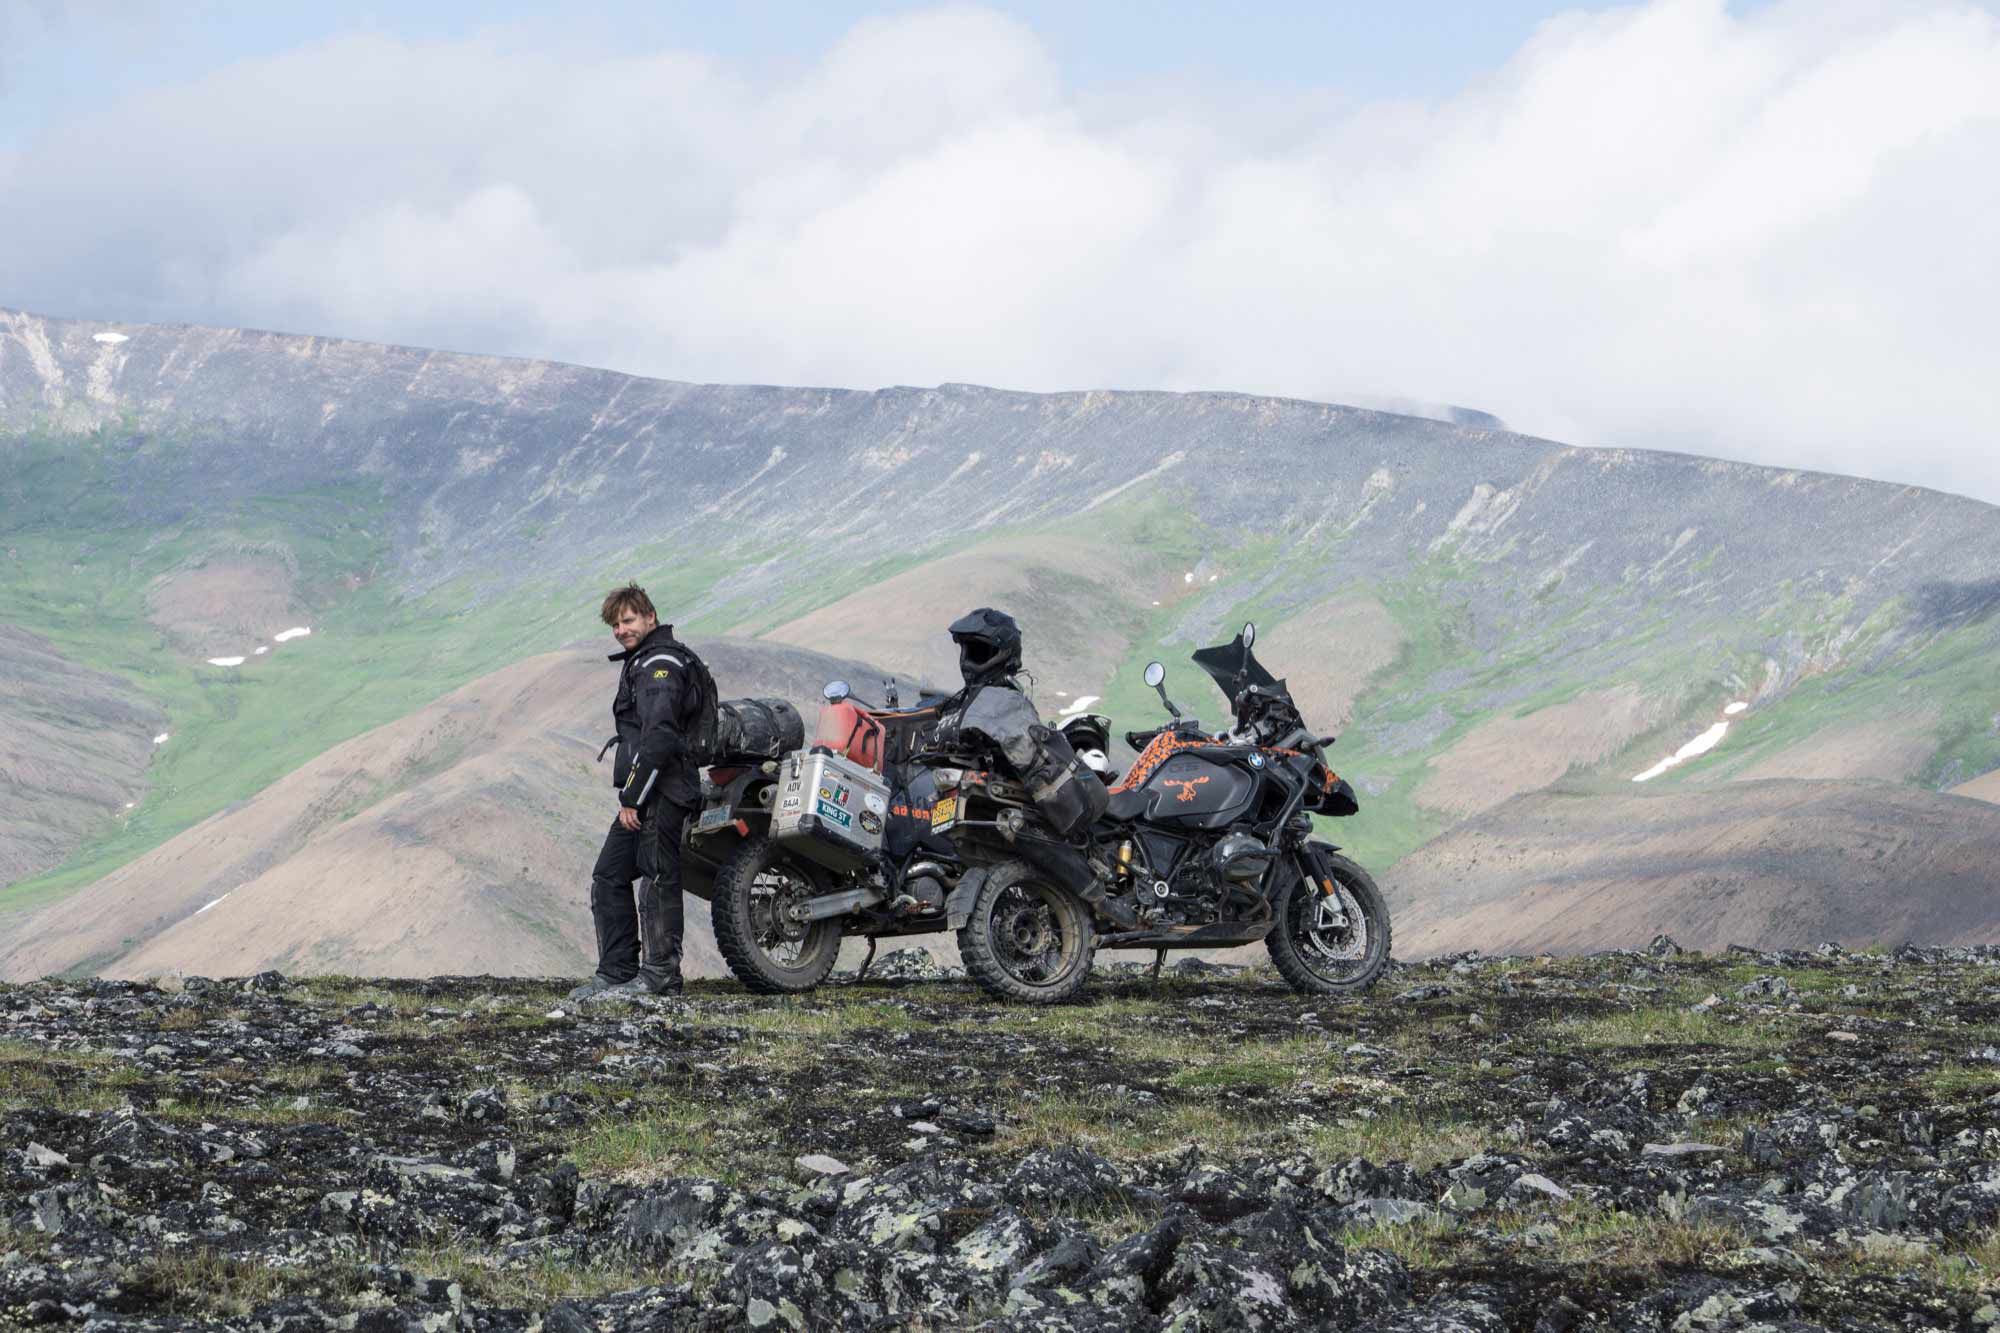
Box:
600;583;658;626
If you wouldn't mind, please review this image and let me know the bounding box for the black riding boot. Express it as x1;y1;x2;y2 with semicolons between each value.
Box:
630;803;689;992
634;875;684;991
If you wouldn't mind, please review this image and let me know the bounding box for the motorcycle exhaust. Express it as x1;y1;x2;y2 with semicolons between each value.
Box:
784;885;886;923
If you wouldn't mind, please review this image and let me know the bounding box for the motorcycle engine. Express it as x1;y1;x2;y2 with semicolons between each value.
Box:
1208;832;1276;884
1133;833;1275;926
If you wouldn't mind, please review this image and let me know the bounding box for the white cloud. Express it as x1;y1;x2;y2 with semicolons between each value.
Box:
3;0;1997;500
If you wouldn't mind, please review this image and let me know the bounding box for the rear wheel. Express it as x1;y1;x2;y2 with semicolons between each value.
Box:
957;860;1096;1004
1266;847;1391;996
710;836;843;994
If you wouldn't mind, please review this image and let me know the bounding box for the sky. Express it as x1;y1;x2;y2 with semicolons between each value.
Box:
3;0;1998;502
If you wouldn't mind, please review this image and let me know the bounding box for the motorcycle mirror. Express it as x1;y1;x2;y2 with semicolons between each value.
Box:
823;680;852;703
1143;660;1182;719
1241;621;1257;649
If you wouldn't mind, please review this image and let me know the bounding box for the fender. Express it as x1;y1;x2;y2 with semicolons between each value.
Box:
699;767;779;828
682;768;778;903
945;867;991;931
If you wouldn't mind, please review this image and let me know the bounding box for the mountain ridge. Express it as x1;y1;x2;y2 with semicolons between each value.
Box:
5;304;1998;974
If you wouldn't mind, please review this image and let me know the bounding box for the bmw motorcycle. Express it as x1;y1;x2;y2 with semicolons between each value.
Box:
926;623;1391;1003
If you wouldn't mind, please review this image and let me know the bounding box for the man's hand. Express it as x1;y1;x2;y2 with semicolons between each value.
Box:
618;807;643;832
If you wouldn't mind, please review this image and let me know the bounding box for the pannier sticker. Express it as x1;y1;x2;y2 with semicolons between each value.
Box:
863;792;887;815
815;798;853;828
780;795;802;813
859;810;883;835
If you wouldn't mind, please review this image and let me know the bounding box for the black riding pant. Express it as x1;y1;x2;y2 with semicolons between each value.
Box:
588;801;693;983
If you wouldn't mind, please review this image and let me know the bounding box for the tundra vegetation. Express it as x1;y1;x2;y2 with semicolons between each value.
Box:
5;942;1999;1328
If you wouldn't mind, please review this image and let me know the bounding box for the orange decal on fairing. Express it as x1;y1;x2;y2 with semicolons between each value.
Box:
1160;775;1211;803
1111;732;1222;793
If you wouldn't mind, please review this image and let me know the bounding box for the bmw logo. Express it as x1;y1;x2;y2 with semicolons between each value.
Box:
1249;753;1265;768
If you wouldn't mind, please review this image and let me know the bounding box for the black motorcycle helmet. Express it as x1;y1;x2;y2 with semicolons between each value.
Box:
948;607;1023;688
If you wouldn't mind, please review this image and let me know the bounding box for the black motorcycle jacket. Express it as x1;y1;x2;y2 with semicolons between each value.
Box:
610;624;700;810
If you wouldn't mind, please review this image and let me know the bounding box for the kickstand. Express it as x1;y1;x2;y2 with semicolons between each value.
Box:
854;937;878;985
1149;949;1167;987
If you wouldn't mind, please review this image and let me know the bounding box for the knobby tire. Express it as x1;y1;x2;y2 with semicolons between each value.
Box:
710;835;843;994
1265;846;1391;996
957;859;1096;1005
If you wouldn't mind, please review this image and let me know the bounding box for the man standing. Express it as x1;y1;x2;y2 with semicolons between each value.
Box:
569;584;699;999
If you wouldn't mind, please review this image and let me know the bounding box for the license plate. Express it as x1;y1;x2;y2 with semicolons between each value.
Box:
696;805;734;833
930;795;958;831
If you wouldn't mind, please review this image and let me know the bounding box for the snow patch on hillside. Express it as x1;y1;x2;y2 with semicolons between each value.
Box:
1633;721;1731;783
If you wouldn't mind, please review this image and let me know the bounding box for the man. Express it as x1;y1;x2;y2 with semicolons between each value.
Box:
568;584;700;999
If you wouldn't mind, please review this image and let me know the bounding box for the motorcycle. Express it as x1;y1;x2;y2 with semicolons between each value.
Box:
683;680;963;993
925;622;1391;1004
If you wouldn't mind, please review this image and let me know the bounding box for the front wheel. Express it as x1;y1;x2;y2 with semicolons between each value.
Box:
710;836;844;994
957;860;1096;1004
1265;848;1391;996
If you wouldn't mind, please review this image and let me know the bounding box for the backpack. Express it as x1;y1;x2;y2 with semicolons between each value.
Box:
665;635;722;768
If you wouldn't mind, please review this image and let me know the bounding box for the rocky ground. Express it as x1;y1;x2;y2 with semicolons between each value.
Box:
5;942;2000;1331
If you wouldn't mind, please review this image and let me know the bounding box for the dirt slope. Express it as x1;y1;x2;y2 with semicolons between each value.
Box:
1950;769;2000;804
0;639;888;982
1414;685;1661;817
1729;712;1941;783
145;552;305;658
1383;779;2000;957
1258;594;1404;730
757;536;1165;700
0;626;165;887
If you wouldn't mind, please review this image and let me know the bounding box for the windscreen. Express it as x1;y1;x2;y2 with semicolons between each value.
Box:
1189;632;1285;710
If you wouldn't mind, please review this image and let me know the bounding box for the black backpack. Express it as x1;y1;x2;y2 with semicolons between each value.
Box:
660;635;721;768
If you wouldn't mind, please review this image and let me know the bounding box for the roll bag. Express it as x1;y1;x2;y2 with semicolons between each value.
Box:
715;697;804;762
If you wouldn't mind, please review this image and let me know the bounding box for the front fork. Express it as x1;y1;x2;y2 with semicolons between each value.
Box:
1289;845;1350;928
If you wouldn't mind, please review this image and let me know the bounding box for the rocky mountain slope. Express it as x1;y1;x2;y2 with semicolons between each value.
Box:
5;946;2000;1328
4;304;1999;975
